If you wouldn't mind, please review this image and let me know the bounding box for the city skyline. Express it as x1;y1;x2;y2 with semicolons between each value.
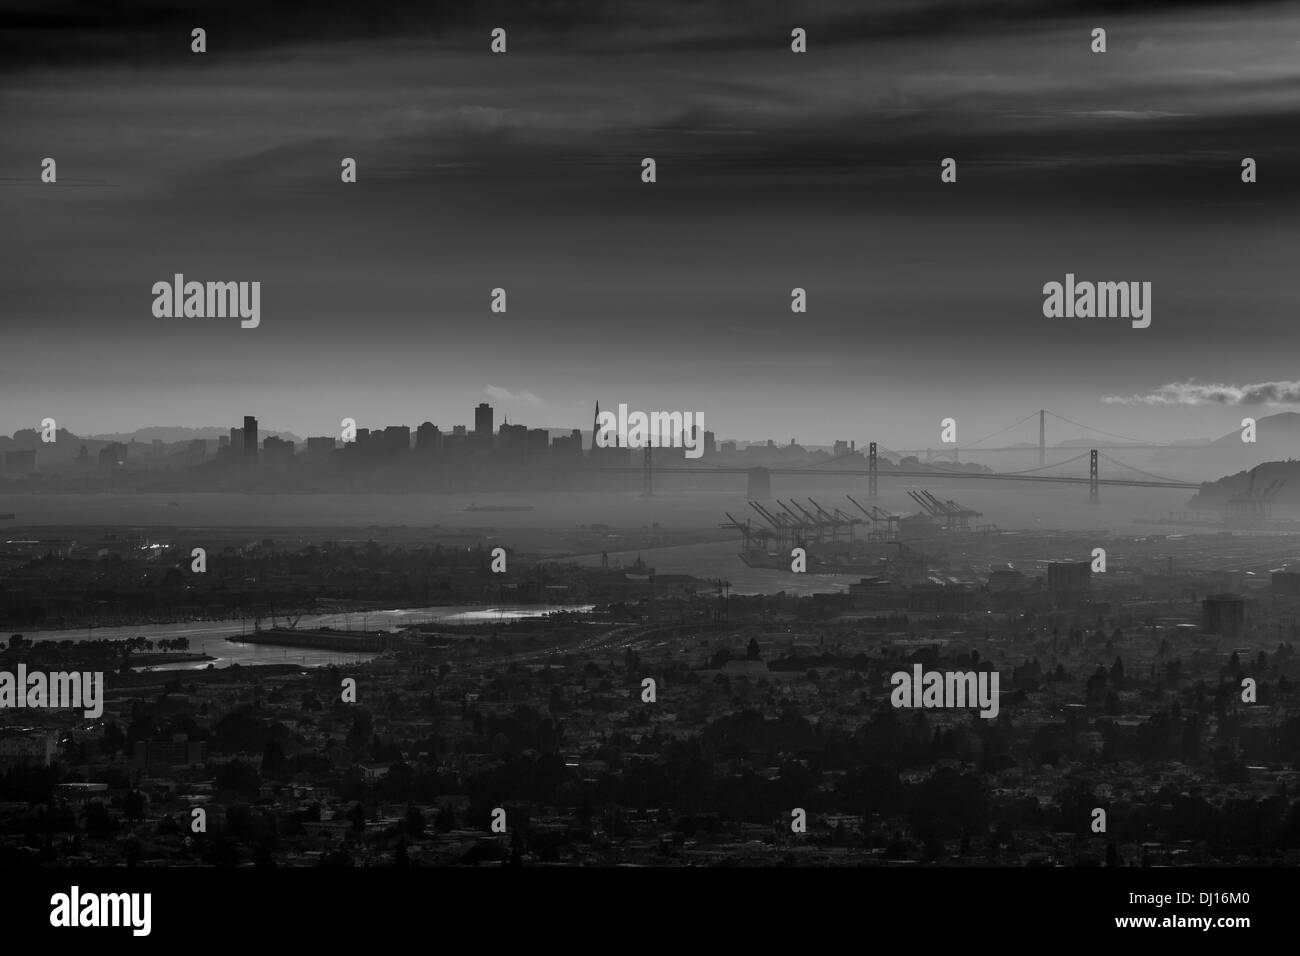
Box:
8;397;1296;454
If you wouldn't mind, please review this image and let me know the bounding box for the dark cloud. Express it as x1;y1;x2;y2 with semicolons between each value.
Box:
3;0;1292;68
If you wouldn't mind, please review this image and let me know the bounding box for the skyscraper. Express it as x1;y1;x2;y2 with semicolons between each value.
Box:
243;416;259;463
474;403;494;438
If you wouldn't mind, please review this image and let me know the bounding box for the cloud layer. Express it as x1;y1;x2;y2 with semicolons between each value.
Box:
1103;380;1300;405
484;385;543;406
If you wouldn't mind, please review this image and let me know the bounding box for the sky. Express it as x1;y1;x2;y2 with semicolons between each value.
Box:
3;0;1300;448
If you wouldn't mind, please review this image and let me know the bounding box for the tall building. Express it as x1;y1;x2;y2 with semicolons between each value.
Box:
0;730;58;768
553;429;584;456
527;428;550;455
499;422;528;455
1203;594;1247;637
1047;561;1091;594
306;436;336;459
382;425;412;455
415;422;442;454
591;401;620;456
262;435;294;471
475;403;494;438
243;416;259;463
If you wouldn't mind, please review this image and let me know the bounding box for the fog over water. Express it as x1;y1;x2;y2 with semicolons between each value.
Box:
0;484;1192;534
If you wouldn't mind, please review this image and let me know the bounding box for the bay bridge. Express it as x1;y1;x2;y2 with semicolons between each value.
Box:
586;408;1205;500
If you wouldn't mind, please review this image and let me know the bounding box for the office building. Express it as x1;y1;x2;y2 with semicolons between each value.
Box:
1203;593;1247;637
243;416;259;463
475;403;494;439
415;422;442;453
1047;561;1091;594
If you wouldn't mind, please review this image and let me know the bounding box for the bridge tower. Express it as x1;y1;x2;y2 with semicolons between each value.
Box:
1039;409;1046;467
868;442;878;498
642;444;652;498
1089;449;1099;503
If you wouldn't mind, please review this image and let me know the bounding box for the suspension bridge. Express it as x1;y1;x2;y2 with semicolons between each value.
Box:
586;408;1204;500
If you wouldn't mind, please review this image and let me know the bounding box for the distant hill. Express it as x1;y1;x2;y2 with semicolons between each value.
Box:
1208;410;1300;449
84;426;303;444
1151;411;1300;480
1189;459;1300;513
0;425;302;469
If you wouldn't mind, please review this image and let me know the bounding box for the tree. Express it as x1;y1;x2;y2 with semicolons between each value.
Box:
347;710;374;752
83;801;116;839
1085;667;1107;703
213;759;262;800
405;806;425;837
746;638;762;661
348;802;366;833
122;789;146;823
226;803;253;840
261;737;287;774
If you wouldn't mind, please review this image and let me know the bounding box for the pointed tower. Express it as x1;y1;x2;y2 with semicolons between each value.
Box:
591;401;600;458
